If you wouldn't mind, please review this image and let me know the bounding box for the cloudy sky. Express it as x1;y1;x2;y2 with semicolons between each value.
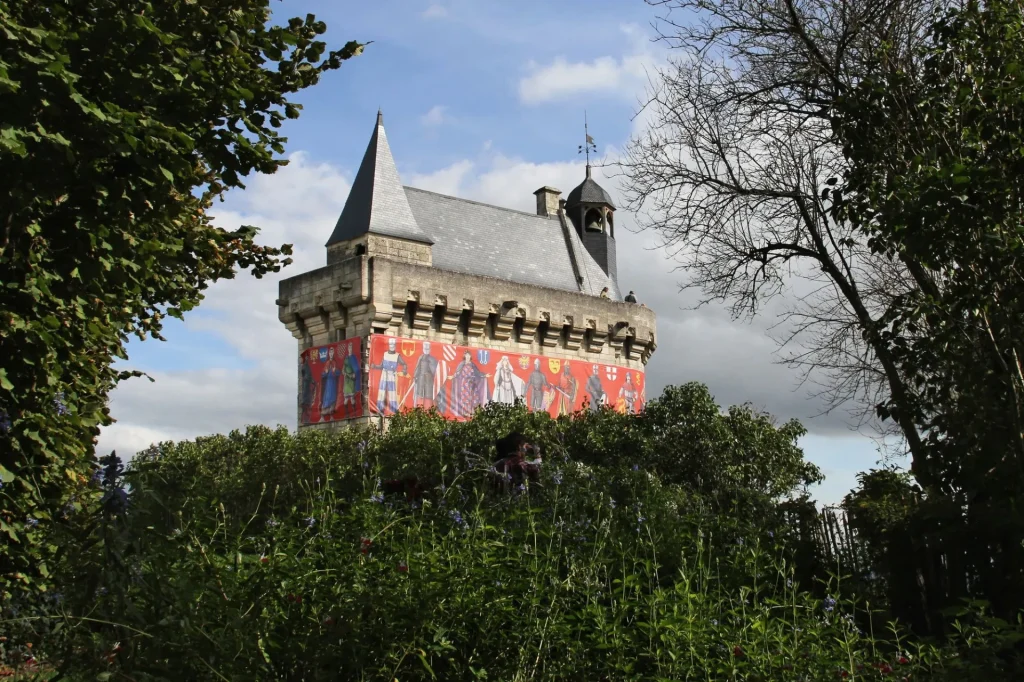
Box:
97;0;897;504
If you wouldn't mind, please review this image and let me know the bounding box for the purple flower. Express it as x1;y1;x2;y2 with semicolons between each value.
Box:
552;471;563;485
823;596;836;612
25;517;39;529
448;510;465;527
370;493;384;504
53;392;69;416
0;410;11;434
304;516;316;528
631;464;639;471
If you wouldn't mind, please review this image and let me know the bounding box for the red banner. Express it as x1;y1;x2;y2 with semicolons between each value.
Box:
367;334;645;420
300;338;364;425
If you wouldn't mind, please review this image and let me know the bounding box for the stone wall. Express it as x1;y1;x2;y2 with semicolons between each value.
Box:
280;248;657;429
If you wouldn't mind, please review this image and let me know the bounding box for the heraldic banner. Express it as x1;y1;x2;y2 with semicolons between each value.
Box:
367;334;646;420
299;337;364;425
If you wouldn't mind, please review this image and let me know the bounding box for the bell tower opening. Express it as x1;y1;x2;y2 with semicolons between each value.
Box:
584;208;604;233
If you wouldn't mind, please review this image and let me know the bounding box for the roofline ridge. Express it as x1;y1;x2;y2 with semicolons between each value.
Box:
403;185;560;219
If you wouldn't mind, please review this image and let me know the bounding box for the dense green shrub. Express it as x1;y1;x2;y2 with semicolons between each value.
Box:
3;391;1019;680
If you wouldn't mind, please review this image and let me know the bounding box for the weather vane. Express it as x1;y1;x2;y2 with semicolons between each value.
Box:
577;111;596;165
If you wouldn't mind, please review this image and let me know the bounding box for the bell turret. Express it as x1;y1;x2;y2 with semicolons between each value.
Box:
566;164;616;282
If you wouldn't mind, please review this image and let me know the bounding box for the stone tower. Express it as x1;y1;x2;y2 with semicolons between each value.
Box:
278;113;657;429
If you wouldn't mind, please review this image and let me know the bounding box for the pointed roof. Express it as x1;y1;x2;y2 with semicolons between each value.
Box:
326;111;433;246
566;165;615;209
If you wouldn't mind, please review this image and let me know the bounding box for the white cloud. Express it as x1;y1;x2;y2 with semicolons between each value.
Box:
518;25;656;105
420;105;448;127
422;4;447;19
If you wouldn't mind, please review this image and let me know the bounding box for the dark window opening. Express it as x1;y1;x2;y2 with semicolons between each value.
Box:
458;308;472;336
355;244;367;255
584;208;604;233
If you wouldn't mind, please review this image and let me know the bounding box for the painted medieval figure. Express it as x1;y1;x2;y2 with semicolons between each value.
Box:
556;361;578;416
373;337;408;415
585;364;605;412
448;350;489;418
319;346;342;421
299;351;316;424
492;355;525;405
412;341;440;409
340;342;362;417
525;358;549;411
618;371;638;414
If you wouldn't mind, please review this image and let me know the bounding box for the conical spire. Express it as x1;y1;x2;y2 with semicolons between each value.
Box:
326;112;433;246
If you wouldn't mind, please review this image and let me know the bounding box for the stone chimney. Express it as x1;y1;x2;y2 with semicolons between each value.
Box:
533;186;562;217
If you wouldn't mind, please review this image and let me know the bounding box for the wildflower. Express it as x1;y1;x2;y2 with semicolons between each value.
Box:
839;671;849;679
369;493;384;504
266;517;280;529
711;619;718;626
397;562;408;573
323;616;336;626
879;662;893;675
53;392;69;416
897;655;909;665
304;516;316;528
260;555;269;564
357;440;368;452
25;517;39;529
609;498;617;509
768;530;774;538
823;596;836;613
631;464;639;471
517;483;526;493
448;510;465;527
552;470;563;485
0;410;10;434
737;537;744;546
443;430;450;436
732;645;743;658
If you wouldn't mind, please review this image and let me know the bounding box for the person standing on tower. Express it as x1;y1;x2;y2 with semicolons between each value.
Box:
624;291;637;303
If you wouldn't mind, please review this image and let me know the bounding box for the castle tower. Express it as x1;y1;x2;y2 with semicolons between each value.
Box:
278;112;657;429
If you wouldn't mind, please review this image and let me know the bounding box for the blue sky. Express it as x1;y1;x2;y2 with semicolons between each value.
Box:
99;0;900;506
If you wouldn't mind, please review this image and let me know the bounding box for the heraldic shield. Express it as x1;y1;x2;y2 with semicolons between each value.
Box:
548;358;561;374
401;340;416;357
477;349;490;365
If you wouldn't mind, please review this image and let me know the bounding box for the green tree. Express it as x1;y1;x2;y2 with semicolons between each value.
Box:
831;0;1024;621
0;0;364;597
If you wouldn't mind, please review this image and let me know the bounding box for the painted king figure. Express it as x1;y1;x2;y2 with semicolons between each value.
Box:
372;337;408;415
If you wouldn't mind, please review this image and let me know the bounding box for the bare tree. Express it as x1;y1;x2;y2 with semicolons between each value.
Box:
621;0;945;460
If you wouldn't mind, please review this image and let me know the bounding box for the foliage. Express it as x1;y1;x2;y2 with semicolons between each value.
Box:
830;0;1024;623
5;399;990;680
0;0;363;598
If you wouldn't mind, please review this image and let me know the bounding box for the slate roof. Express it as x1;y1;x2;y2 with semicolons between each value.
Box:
329;113;619;299
405;188;620;299
566;166;615;209
326;112;433;246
